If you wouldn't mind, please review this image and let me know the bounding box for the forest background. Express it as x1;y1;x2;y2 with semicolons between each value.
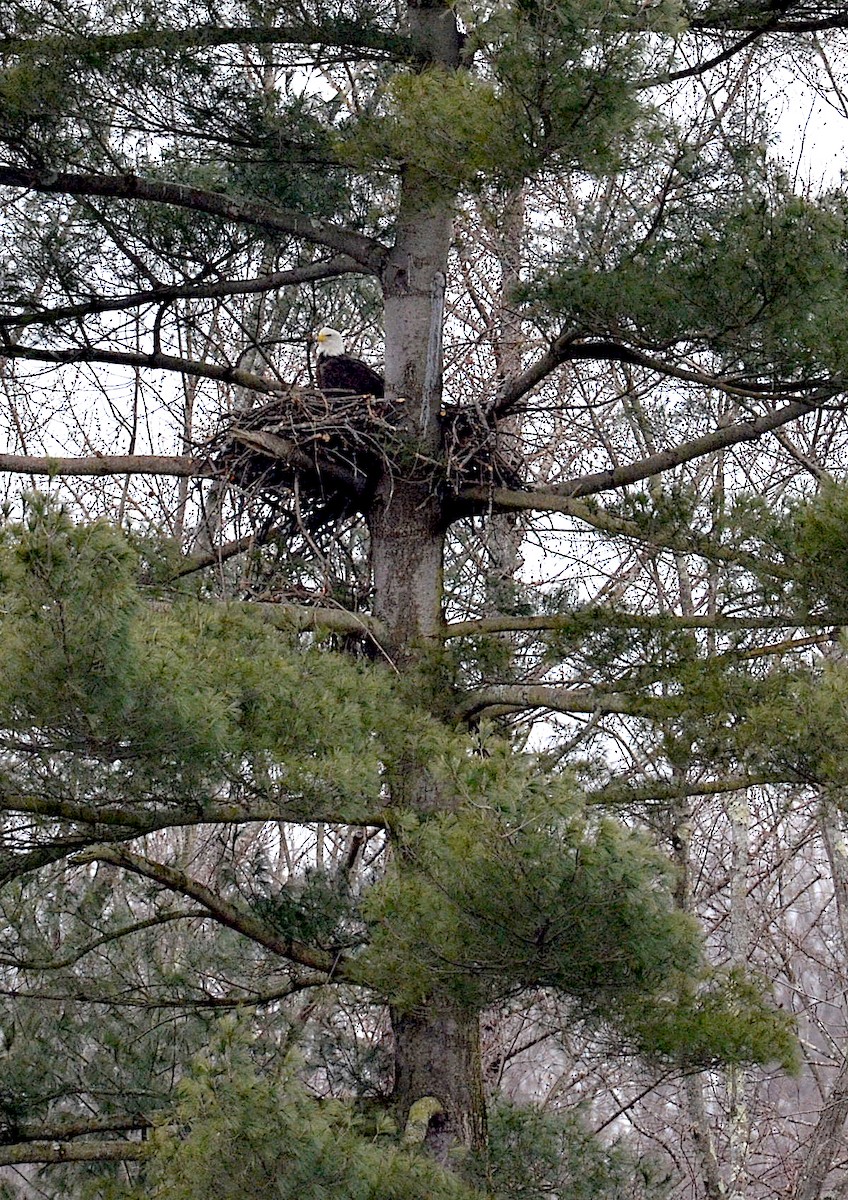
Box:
3;0;848;1195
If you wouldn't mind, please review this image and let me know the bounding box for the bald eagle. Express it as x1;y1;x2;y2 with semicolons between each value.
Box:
315;327;384;398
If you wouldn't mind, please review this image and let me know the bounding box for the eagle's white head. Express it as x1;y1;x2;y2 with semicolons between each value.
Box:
315;327;345;357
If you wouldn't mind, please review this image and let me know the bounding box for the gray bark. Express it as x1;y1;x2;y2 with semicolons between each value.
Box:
368;0;485;1153
392;1002;487;1156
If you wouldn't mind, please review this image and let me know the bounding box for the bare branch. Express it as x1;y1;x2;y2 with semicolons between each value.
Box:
1;341;281;392
170;524;290;578
0;452;211;478
0;258;370;333
586;774;799;806
457;487;793;578
0;910;203;971
496;332;846;416
0;167;389;272
551;398;826;500
0;1140;148;1166
230;428;368;494
643;24;776;87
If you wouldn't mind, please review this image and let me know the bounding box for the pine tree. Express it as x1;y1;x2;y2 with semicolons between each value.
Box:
1;0;848;1194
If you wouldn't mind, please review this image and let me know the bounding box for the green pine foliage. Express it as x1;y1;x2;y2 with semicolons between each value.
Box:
622;968;799;1072
101;1025;478;1200
785;482;848;617
0;499;404;825
0;504;795;1081
363;785;701;1012
526;179;848;376
474;1097;672;1200
250;866;364;952
100;1023;670;1200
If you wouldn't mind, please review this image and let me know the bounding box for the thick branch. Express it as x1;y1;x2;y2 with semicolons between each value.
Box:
0;452;211;478
0;1140;148;1166
688;3;848;33
170;523;290;578
6;1115;153;1144
2;341;280;391
249;600;387;643
1;20;420;63
0;793;388;835
75;844;353;977
0;795;386;885
0;836;141;885
230;428;369;495
455;684;665;722
0;976;325;1007
443;610;835;639
551;398;822;500
0;257;369;332
642;21;780;87
495;335;837;414
586;773;796;806
0;167;389;271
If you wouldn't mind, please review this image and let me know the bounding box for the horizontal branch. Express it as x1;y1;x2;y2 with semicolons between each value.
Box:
1;20;419;64
0;452;212;478
0;792;388;835
496;332;845;414
0;909;202;971
170;523;290;578
7;1115;153;1144
585;772;796;806
1;340;281;392
75;844;353;977
230;427;368;494
0;257;369;332
0;835;133;886
249;600;387;643
642;20;779;87
443;609;836;639
0;1139;148;1166
0;975;325;1008
454;684;664;722
0;794;386;885
688;3;848;33
0;167;389;271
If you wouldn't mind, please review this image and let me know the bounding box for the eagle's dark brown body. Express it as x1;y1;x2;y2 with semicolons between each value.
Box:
316;351;384;398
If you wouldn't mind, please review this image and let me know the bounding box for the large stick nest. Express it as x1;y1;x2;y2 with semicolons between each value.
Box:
208;387;523;514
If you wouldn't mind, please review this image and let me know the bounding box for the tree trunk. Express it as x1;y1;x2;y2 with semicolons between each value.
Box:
392;1001;487;1158
793;798;848;1200
368;2;486;1145
368;476;444;656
